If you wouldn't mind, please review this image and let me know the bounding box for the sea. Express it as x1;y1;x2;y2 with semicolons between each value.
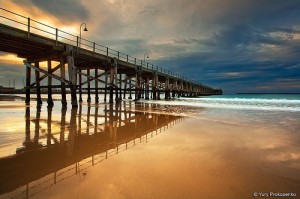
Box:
143;93;300;112
142;93;300;129
0;93;299;199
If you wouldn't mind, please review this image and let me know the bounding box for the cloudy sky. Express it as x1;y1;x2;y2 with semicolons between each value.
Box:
0;0;300;93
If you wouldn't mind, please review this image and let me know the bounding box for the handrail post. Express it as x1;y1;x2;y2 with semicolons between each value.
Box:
76;36;79;53
27;17;30;38
106;47;108;61
55;28;58;46
93;42;95;52
118;51;119;60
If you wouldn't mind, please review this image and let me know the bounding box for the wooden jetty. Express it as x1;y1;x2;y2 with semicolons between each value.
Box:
0;8;222;107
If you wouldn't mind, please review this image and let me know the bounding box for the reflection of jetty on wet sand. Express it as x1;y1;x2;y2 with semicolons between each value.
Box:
0;102;183;198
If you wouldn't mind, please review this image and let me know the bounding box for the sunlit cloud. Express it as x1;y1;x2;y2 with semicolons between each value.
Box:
0;53;23;65
0;0;300;92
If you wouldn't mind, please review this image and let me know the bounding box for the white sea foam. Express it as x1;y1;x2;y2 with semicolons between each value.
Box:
180;97;300;104
141;97;300;112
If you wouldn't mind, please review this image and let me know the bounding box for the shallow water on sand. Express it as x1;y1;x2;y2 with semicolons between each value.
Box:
0;94;299;199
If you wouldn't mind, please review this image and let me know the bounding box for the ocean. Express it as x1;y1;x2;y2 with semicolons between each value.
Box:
142;94;300;129
143;94;300;111
0;93;299;198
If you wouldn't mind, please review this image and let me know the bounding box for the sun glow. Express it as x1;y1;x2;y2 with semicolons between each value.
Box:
0;54;23;65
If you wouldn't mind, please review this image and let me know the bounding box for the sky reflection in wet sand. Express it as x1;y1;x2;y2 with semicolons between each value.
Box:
0;99;299;199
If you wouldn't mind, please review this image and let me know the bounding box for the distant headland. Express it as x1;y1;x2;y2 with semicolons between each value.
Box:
237;92;300;95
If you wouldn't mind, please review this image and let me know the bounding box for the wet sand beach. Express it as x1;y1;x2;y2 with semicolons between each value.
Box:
0;95;299;199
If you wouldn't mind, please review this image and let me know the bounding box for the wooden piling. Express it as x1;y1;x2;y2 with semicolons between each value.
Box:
109;66;114;103
172;80;177;98
87;69;91;102
79;69;83;102
123;78;127;99
104;72;108;102
67;49;78;107
157;86;161;100
180;81;184;97
25;64;31;104
114;59;118;102
152;74;157;100
141;79;144;99
119;73;122;100
172;87;176;98
157;81;161;100
129;79;132;99
95;69;99;103
60;58;67;106
135;73;139;101
70;83;78;107
35;61;42;105
165;77;170;100
47;60;54;107
145;77;150;100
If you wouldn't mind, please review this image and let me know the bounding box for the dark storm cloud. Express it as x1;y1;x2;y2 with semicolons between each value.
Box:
101;39;146;56
155;47;300;93
210;25;285;49
1;0;300;93
12;0;89;22
153;0;300;93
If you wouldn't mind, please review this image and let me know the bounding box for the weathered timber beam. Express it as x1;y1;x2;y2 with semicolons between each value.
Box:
121;75;133;83
30;63;61;86
127;79;137;88
78;71;107;86
24;61;71;85
79;70;108;85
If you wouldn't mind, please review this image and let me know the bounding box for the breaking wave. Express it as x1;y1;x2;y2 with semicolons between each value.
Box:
142;96;300;112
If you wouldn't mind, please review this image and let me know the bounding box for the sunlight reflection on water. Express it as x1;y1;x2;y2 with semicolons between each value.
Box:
0;94;299;199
